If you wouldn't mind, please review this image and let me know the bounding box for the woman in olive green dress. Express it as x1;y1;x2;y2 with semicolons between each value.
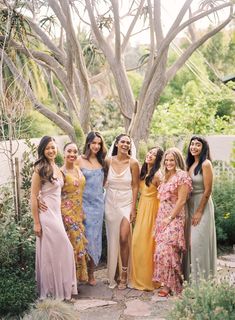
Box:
186;136;217;282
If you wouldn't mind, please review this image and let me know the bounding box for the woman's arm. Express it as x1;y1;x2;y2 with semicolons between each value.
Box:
163;183;190;227
31;171;42;237
192;160;213;226
130;159;140;222
152;171;162;188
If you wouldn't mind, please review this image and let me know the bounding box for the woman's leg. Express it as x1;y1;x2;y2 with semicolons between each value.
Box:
87;256;96;286
118;217;130;289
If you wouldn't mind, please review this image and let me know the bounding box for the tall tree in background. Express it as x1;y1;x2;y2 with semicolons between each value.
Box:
0;0;234;144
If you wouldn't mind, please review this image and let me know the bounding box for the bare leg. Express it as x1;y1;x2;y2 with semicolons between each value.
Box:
88;256;96;286
118;217;130;289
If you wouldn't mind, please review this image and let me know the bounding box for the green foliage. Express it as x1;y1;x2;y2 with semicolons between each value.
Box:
151;86;235;137
102;127;124;149
0;267;36;317
213;167;235;245
24;299;79;320
127;71;143;98
230;142;235;169
201;30;235;82
0;141;36;317
73;121;85;149
21;139;37;192
168;279;235;319
90;99;123;133
55;152;64;167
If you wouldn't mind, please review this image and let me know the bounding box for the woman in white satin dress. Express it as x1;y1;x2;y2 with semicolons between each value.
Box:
105;134;139;289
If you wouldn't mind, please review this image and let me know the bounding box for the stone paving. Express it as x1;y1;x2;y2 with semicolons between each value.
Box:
72;254;235;320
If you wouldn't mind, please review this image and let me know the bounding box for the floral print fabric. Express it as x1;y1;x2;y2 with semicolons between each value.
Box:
61;167;88;282
153;170;192;294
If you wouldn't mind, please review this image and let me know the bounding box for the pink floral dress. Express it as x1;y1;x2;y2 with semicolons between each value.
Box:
153;170;192;294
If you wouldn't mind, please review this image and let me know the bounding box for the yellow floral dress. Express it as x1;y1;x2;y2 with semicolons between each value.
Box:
61;167;88;282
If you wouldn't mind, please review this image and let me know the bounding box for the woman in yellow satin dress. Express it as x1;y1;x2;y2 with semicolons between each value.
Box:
131;147;163;291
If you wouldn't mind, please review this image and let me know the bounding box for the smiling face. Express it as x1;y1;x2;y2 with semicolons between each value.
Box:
164;152;176;173
64;143;78;164
89;136;102;155
190;139;203;158
145;148;158;166
44;140;57;162
116;135;131;155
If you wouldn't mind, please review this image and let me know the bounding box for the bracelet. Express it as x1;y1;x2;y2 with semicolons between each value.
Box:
168;215;174;221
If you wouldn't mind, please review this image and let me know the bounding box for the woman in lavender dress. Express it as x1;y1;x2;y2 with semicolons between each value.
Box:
31;136;77;300
77;131;107;285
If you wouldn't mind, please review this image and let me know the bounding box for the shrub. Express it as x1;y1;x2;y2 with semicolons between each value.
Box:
168;278;235;319
0;267;36;317
213;171;235;246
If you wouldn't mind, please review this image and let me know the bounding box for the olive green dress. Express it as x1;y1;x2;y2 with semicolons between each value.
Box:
188;172;217;281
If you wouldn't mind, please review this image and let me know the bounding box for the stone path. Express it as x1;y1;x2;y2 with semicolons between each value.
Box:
71;254;235;320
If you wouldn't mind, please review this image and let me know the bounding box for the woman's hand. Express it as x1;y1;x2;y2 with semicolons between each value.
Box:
162;216;172;229
34;223;42;237
192;210;202;226
38;197;48;212
130;208;137;223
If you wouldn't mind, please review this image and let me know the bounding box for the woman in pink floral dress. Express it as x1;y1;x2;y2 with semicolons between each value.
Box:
153;148;192;296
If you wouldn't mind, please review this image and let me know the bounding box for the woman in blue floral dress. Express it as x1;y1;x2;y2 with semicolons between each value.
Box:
77;132;107;285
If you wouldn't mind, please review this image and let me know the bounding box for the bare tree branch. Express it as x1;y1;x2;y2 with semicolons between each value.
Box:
121;0;146;52
111;0;121;61
154;0;164;49
0;48;76;139
166;7;233;82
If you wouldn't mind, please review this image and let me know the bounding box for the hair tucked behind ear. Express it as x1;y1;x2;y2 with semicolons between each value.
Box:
111;134;131;156
83;131;107;167
34;136;57;183
186;136;212;175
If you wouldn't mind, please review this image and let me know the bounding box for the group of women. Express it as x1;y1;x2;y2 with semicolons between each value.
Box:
31;132;217;300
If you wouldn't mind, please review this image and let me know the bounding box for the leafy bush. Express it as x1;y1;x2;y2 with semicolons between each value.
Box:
168;279;235;319
0;267;36;317
0;141;37;317
213;170;235;246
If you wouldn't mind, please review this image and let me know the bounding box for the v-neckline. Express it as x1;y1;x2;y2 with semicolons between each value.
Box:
110;164;129;176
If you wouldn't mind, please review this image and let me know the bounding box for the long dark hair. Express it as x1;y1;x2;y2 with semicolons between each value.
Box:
111;133;131;156
140;147;164;186
83;131;107;167
186;135;212;175
34;136;57;183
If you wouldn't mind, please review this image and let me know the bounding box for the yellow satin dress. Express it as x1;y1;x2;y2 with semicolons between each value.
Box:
131;179;160;291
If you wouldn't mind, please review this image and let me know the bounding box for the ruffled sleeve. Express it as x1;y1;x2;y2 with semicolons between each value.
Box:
158;170;192;201
176;170;192;192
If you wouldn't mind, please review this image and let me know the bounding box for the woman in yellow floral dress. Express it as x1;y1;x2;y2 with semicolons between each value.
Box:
61;142;88;282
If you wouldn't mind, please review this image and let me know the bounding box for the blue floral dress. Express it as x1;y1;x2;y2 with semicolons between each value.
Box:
81;168;105;266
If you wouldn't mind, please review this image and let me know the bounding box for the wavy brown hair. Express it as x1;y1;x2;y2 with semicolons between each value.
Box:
34;136;57;183
83;131;107;167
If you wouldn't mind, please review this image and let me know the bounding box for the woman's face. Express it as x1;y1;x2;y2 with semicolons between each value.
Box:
164;152;176;173
44;141;57;162
64;143;78;164
116;135;131;155
89;136;102;155
190;139;203;157
145;148;158;165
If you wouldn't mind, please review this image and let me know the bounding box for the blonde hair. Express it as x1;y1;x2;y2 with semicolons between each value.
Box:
162;147;186;178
